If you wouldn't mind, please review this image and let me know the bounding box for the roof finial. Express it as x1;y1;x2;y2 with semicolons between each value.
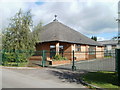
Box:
53;15;58;21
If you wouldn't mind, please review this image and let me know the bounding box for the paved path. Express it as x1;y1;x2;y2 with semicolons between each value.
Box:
2;68;86;88
53;58;115;72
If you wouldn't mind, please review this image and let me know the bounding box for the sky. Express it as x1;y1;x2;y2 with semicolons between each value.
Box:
0;0;119;41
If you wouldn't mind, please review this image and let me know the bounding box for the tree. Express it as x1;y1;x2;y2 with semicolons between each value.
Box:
2;9;41;64
91;36;97;41
32;22;43;43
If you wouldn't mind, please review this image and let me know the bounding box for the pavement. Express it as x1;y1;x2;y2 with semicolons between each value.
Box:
2;67;87;88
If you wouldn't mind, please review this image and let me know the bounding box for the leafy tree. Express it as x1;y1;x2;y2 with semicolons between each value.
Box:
2;9;41;65
32;22;43;43
91;36;97;41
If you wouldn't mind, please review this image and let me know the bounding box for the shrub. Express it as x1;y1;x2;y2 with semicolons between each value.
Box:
53;54;67;61
2;50;31;66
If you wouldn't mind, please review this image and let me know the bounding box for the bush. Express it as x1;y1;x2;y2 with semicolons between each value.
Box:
53;54;67;61
2;50;31;66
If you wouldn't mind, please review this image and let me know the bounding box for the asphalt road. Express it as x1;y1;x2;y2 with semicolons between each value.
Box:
2;68;86;88
1;57;115;88
53;57;116;72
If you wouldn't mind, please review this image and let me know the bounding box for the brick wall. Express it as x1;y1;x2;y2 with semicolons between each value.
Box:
74;45;87;60
96;46;104;58
30;42;104;65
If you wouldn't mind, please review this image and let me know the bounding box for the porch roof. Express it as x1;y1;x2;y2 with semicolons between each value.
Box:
38;20;103;46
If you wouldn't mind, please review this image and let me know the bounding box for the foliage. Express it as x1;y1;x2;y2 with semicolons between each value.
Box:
82;71;119;88
2;50;33;66
53;54;67;61
32;22;43;43
91;36;97;41
3;9;34;50
2;9;42;65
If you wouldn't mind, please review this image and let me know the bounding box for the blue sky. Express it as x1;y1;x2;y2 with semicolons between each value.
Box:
1;0;119;41
35;2;45;5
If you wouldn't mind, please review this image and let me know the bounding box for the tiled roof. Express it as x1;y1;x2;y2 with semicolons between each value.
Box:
38;20;102;46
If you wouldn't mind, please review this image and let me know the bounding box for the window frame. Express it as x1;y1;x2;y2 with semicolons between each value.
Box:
75;44;81;52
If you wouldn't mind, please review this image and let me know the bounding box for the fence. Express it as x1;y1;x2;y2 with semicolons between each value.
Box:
28;50;116;72
46;51;115;72
1;49;116;72
1;50;41;66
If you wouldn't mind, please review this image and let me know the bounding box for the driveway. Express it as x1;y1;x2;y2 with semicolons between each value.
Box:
2;68;87;88
53;57;116;72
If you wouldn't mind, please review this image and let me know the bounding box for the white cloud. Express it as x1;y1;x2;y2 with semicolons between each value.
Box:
0;2;29;29
97;37;107;41
0;0;119;40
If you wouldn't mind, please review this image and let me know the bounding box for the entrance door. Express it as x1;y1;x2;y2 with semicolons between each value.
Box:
50;45;56;58
59;45;64;57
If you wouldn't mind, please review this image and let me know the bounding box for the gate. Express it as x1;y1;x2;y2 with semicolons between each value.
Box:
29;50;51;67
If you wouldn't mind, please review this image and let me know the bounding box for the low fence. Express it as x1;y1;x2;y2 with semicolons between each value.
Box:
28;50;116;72
1;50;116;72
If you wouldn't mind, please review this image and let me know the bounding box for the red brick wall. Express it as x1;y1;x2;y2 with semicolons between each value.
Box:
96;46;104;58
29;56;42;61
59;42;73;60
52;60;71;65
36;42;50;59
30;42;104;64
74;45;88;60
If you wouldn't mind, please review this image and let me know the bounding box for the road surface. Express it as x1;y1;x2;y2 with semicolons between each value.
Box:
2;68;86;88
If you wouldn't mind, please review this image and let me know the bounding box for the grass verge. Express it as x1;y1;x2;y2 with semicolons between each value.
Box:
82;71;120;88
2;62;28;67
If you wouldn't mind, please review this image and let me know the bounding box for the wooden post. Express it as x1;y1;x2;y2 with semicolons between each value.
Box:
71;44;75;60
56;42;59;55
86;45;88;60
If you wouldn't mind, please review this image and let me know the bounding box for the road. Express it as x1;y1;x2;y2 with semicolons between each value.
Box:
1;58;115;88
53;57;116;72
2;68;86;88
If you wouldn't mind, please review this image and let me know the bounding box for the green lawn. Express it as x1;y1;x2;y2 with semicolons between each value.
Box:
2;62;28;67
82;71;120;88
104;56;113;58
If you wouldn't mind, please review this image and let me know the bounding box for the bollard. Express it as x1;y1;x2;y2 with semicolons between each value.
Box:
72;50;76;71
42;50;46;67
